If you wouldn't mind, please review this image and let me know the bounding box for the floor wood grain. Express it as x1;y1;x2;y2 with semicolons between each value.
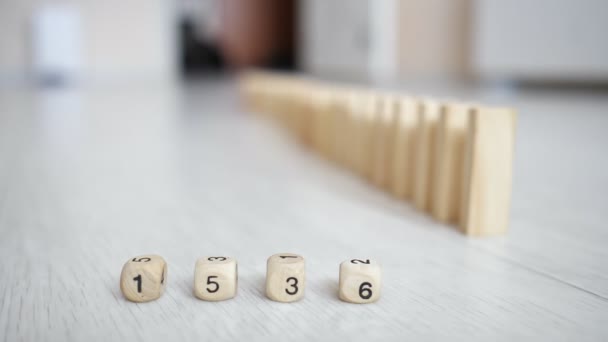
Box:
0;79;607;341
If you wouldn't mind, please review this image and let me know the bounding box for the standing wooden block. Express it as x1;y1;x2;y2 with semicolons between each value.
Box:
120;255;167;303
431;103;471;223
371;95;397;188
315;89;336;159
412;100;441;211
338;259;382;304
460;107;516;236
266;253;305;302
391;97;419;199
331;89;353;168
355;93;379;179
330;89;350;165
193;256;238;301
343;90;362;171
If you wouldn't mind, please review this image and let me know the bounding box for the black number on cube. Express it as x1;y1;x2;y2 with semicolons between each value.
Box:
285;277;299;295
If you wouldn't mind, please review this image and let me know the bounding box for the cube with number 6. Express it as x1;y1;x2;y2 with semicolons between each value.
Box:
339;259;381;303
194;257;238;301
120;254;167;302
266;253;305;302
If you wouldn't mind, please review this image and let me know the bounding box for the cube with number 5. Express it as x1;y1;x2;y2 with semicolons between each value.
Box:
120;255;167;302
194;256;238;301
339;259;381;303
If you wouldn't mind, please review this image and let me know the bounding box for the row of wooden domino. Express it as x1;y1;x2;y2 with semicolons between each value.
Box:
239;71;517;236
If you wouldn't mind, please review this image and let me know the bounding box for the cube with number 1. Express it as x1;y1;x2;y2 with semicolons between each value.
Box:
120;254;167;302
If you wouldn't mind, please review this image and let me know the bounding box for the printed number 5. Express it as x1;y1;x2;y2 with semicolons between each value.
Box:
285;277;298;295
132;257;151;262
359;282;372;299
206;276;219;293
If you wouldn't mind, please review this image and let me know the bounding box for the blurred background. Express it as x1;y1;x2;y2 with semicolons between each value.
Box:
1;0;607;87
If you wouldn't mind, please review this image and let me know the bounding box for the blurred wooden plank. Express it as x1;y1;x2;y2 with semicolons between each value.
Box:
371;95;397;188
391;97;418;199
460;107;516;236
412;99;441;211
431;103;470;223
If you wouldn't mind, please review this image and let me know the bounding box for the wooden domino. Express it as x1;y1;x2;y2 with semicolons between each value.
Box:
391;97;419;199
120;255;167;302
459;107;517;235
371;94;398;188
412;99;441;211
431;103;471;223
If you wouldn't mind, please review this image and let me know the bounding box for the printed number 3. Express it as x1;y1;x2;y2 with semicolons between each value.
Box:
285;277;298;295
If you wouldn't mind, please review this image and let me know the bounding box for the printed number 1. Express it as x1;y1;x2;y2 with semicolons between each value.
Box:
133;275;142;293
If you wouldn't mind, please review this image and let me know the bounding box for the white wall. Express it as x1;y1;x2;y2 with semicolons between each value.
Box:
474;0;608;82
0;0;177;84
298;0;371;78
299;0;469;81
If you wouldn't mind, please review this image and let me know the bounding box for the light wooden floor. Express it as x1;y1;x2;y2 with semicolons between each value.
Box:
0;78;607;341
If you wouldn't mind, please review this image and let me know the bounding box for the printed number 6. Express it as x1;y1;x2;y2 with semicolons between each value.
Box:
359;282;372;299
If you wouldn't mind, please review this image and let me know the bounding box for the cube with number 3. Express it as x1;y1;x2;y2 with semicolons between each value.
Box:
266;253;305;302
120;254;167;303
194;257;238;301
339;259;381;303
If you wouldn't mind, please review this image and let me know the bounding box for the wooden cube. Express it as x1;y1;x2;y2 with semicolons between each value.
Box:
120;254;167;303
193;256;238;301
339;259;382;304
266;253;305;302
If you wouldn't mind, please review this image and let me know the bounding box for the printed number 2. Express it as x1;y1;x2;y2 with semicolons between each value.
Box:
285;277;298;295
133;275;142;293
206;276;219;293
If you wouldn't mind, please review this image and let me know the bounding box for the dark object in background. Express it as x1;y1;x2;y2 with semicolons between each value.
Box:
180;19;224;75
220;0;297;70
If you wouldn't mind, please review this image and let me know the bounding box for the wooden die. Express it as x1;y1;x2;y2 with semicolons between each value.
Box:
194;256;238;301
266;253;305;302
339;259;381;304
120;254;167;303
